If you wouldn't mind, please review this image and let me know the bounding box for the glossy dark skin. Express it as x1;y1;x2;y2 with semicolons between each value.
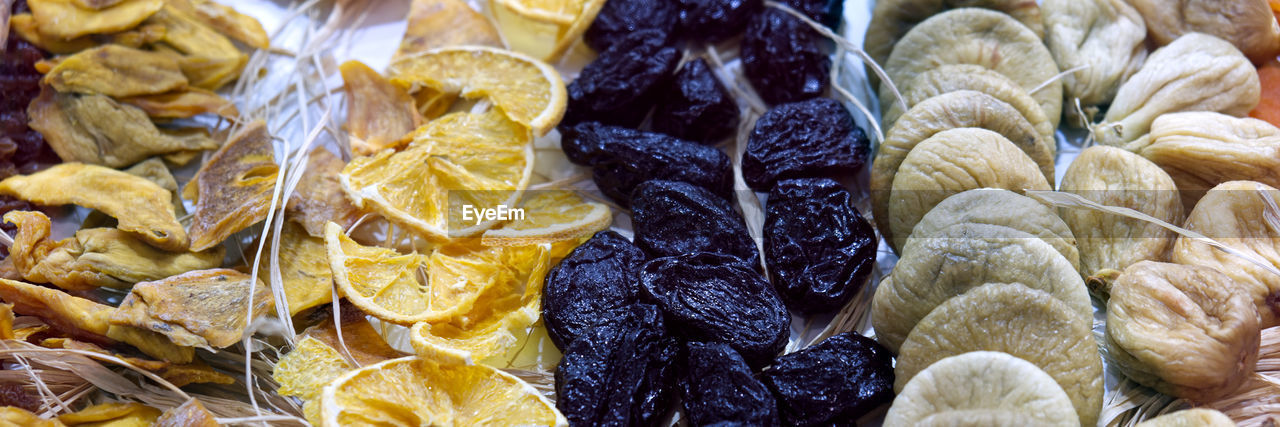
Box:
561;124;733;208
563;29;678;129
743;97;868;191
583;0;678;52
631;180;756;264
652;58;740;145
764;178;876;314
639;252;790;368
543;231;648;351
741;8;830;106
682;342;781;426
555;304;678;427
676;0;761;43
760;333;895;426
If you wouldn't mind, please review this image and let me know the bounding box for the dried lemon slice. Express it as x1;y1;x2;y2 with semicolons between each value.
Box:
481;190;611;246
319;356;567;426
490;0;605;62
389;46;566;136
340;109;534;240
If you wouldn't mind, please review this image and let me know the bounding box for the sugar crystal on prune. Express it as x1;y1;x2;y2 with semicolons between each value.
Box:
631;180;757;264
543;230;647;350
676;0;761;43
741;8;831;105
743;97;868;191
764;178;875;314
563;29;678;129
583;0;679;52
561;123;733;207
682;341;781;426
761;333;895;426
651;58;740;145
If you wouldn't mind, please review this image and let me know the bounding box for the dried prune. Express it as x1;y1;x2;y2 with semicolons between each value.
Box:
743;98;868;191
676;0;761;43
555;303;678;426
761;333;895;426
632;180;758;264
583;0;679;52
639;252;789;368
543;231;647;350
782;0;843;29
561;123;733;207
764;178;875;313
651;58;740;145
741;9;831;105
682;342;781;426
563;30;679;129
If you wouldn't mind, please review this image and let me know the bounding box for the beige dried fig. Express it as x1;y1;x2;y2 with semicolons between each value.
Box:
909;189;1080;272
1106;261;1259;403
884;351;1080;427
1042;0;1147;107
865;0;1044;72
1093;33;1259;147
888;128;1052;251
1135;112;1280;209
1134;409;1235;427
1129;0;1280;62
881;65;1055;142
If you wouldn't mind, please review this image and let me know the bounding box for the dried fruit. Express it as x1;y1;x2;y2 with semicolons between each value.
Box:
640;252;788;367
1134;112;1280;209
886;127;1052;251
562;29;679;129
185;121;278;251
764;178;875;313
490;0;603;62
632;180;759;264
110;269;273;349
676;0;760;43
285;148;364;238
1042;0;1148;106
864;0;1045;71
744;97;868;191
682;342;779;426
582;0;677;52
145;4;248;91
560;122;733;207
168;0;270;49
43;44;188;98
760;333;895;426
27;0;163;40
872;223;1090;353
1094;33;1259;147
913;189;1080;272
1134;409;1235;427
480;190;612;247
277;312;405;425
543;231;646;350
881;64;1055;142
58;402;161;426
154;399;219;427
1129;0;1280;61
119;87;239;119
741;8;830;105
395;0;502;62
884;351;1077;427
895;283;1103;427
341;60;421;155
1106;261;1259;402
257;222;332;316
651;58;739;144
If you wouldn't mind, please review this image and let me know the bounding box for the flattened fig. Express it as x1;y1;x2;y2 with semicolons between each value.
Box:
910;189;1080;272
884;351;1078;427
881;64;1054;142
1042;0;1147;107
1129;0;1280;61
864;0;1044;79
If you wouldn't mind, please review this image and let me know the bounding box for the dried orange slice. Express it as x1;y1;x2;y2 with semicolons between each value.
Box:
481;190;612;246
275;336;360;424
490;0;605;62
339;109;534;240
389;46;566;136
319;356;566;426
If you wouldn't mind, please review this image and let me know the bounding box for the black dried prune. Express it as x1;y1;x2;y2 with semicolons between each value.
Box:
639;252;789;368
556;303;679;426
760;333;894;426
743;97;868;191
741;8;830;105
780;0;842;29
764;178;875;313
651;58;740;145
584;0;679;52
563;29;679;129
560;123;733;207
676;0;761;43
543;231;647;350
632;180;757;264
682;342;781;426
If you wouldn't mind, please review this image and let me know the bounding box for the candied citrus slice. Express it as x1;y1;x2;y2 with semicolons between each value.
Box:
320;356;567;426
339;109;534;240
490;0;605;62
389;46;566;136
275;336;358;425
481;190;611;246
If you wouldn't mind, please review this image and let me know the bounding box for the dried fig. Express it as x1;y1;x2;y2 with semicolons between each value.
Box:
1106;261;1259;403
1094;33;1259;147
887;127;1052;251
1134;409;1235;427
1042;0;1147;107
1058;146;1182;289
864;0;1044;75
1128;0;1280;61
881;64;1055;142
872;223;1090;353
1134;112;1280;209
884;351;1079;427
882;9;1062;134
910;189;1080;272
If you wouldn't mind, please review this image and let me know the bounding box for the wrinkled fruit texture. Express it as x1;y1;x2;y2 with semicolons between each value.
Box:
543;230;647;350
882;64;1055;143
563;29;678;128
761;333;895;426
632;180;759;265
765;178;875;314
884;351;1077;427
560;122;733;207
741;8;830;105
744;97;868;191
1135;112;1280;210
1041;0;1147;107
1128;0;1280;61
676;0;761;43
682;342;780;426
555;303;677;426
864;0;1046;70
908;188;1081;273
651;58;740;145
640;252;789;368
582;0;677;52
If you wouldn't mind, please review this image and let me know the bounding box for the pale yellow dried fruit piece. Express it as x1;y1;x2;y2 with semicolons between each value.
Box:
865;0;1044;71
340;60;422;156
169;0;269;49
1134;409;1235;427
881;64;1054;143
58;402;161;427
491;0;605;62
110;269;273;349
8;13;97;54
0;407;62;427
185;121;278;252
1135;112;1280;210
43;44;188;98
910;189;1080;272
28;0;163;40
275;337;360;425
1130;0;1280;61
1042;0;1147;107
480;190;612;247
153;399;219;427
146;5;247;91
394;0;502;62
884;351;1079;427
259;222;333;316
120;87;239;119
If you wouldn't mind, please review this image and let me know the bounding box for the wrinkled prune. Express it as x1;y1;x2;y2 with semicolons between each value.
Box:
781;0;842;29
761;333;895;426
682;342;781;426
651;59;740;145
639;252;790;367
741;8;831;105
743;98;868;191
543;231;647;350
561;123;734;207
584;0;679;52
632;180;757;264
563;30;679;129
764;178;875;314
556;303;679;426
676;0;761;43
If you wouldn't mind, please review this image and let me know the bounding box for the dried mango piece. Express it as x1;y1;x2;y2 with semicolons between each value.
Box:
28;0;163;40
286;148;363;237
58;402;161;427
146;5;246;90
341;60;421;156
168;0;268;49
109;269;273;349
185;121;278;252
394;0;501;62
43;45;187;98
27;84;220;168
83;158;186;228
8;14;97;54
120;87;238;119
42;337;168;370
302;304;406;365
0;163;188;251
155;359;236;387
108;23;166;48
0;304;13;340
258;222;333;316
0;407;61;427
75;0;125;9
153;399;218;427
